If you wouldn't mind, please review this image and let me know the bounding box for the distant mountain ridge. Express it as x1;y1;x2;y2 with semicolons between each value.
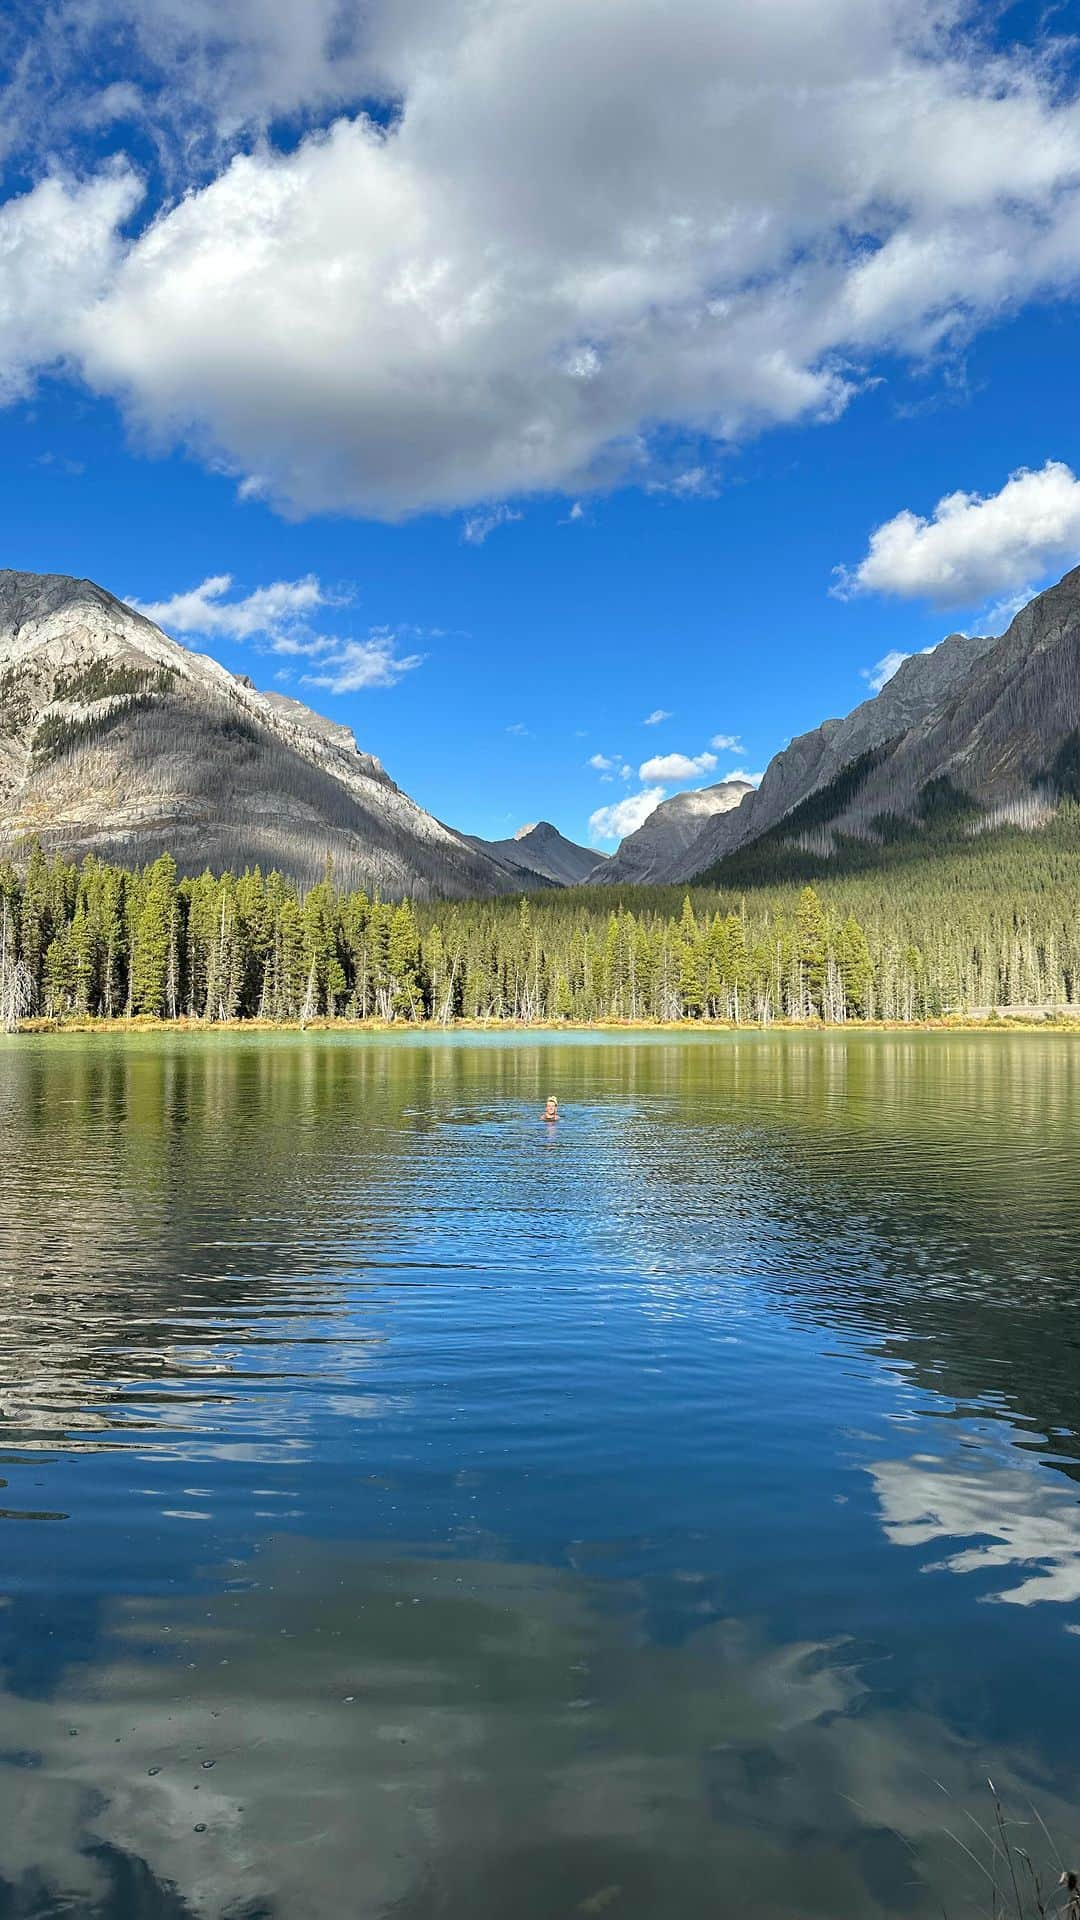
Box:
8;565;1080;904
590;779;754;885
678;569;1080;882
468;820;602;886
0;570;520;898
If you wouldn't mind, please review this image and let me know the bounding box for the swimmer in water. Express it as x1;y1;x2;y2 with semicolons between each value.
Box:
542;1094;559;1122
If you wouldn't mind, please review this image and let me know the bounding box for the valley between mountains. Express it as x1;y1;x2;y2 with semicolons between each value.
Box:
3;565;1080;899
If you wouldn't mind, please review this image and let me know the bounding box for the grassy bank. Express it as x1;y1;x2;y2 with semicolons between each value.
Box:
11;1010;1080;1036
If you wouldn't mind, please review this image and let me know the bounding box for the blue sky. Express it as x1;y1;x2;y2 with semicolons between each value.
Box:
3;0;1080;846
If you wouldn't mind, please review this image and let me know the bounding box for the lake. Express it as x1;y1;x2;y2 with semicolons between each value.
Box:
1;1029;1079;1918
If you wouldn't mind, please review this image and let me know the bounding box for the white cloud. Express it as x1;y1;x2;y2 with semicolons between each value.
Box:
506;721;530;736
590;752;633;782
301;631;424;693
136;573;423;692
639;749;717;783
726;768;765;787
0;1;379;171
836;461;1080;607
644;709;671;726
709;731;743;752
134;572;330;645
0;166;141;403
589;786;666;845
462;504;523;546
5;4;1080;515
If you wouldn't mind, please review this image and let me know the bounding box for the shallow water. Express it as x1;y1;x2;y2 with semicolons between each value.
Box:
1;1029;1079;1918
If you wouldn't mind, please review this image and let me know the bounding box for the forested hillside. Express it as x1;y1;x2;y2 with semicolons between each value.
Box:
3;810;1080;1028
0;571;518;899
676;567;1080;882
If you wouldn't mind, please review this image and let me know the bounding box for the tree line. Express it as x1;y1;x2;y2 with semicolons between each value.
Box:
3;820;1080;1029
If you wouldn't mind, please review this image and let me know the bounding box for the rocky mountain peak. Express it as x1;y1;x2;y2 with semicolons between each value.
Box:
514;821;568;848
0;570;134;645
0;568;512;898
668;627;999;881
675;566;1080;883
591;777;753;886
467;819;601;886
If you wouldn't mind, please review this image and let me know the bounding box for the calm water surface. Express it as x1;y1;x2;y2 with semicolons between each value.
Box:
1;1030;1079;1918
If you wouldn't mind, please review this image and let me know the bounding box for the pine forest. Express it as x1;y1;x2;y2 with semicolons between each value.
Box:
4;807;1080;1030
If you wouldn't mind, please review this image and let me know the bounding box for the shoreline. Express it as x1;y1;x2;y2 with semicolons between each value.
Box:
9;1011;1080;1037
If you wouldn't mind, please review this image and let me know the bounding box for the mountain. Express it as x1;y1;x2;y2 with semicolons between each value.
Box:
680;569;1080;882
589;779;754;885
0;570;518;899
468;820;603;887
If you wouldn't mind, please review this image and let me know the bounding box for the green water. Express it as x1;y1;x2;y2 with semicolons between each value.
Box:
1;1029;1079;1918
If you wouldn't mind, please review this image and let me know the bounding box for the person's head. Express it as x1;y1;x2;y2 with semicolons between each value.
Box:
544;1094;558;1114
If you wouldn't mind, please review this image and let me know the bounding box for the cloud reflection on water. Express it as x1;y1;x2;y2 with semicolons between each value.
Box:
0;1540;1073;1920
871;1451;1080;1608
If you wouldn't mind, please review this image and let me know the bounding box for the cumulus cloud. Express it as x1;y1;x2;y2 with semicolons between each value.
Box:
136;572;423;692
639;749;717;782
4;3;1080;516
726;768;765;787
0;0;379;170
644;709;671;726
589;787;666;845
836;461;1080;607
0;166;141;403
134;572;330;644
302;631;424;693
709;732;743;752
587;752;632;780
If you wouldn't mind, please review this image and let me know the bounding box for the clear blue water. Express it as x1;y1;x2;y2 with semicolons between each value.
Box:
0;1029;1078;1917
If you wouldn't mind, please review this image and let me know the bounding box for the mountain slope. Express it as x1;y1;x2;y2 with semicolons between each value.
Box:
686;568;1080;883
0;571;516;899
671;629;998;881
468;820;602;886
589;779;753;885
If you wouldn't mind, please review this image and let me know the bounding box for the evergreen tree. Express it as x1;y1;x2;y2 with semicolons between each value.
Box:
835;914;874;1018
796;885;828;1016
388;901;422;1019
131;854;178;1016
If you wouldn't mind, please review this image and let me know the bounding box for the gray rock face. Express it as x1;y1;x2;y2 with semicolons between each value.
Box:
678;569;1080;880
853;565;1080;814
470;820;602;887
257;689;391;785
0;570;515;899
671;628;999;880
590;780;754;886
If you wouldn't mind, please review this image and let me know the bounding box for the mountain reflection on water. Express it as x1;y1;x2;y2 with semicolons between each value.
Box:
0;1029;1078;1918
